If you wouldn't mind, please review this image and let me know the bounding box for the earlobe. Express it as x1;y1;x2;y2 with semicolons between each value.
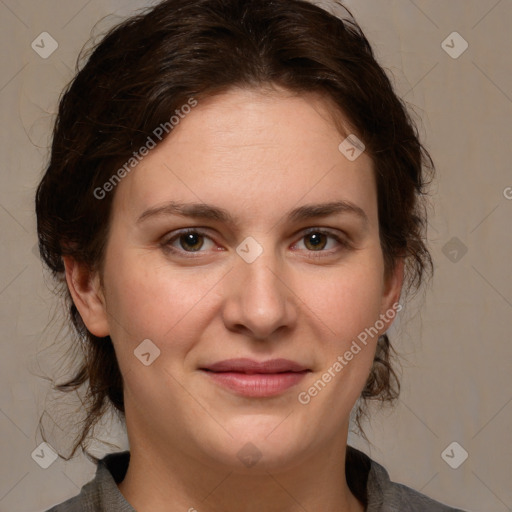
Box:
63;256;110;338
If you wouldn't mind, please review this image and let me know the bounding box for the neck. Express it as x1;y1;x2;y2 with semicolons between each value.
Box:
117;428;365;512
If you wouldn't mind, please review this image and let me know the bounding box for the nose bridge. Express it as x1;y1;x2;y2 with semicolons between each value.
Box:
223;236;296;338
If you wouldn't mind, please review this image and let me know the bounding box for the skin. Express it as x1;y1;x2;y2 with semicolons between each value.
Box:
65;86;403;512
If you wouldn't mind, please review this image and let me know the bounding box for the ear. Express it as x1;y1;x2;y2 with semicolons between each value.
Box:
63;256;110;338
378;257;405;334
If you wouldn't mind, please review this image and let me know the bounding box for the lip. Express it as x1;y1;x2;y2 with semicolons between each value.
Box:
203;358;308;373
200;358;310;397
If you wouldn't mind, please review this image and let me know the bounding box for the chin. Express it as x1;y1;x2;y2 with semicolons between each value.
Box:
196;419;312;474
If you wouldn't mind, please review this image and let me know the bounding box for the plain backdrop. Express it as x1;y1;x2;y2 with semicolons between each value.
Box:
0;1;511;511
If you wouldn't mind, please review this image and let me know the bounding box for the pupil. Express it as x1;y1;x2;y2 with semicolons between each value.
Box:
183;233;202;251
308;233;325;249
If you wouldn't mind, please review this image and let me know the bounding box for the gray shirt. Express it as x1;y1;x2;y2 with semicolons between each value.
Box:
45;446;467;511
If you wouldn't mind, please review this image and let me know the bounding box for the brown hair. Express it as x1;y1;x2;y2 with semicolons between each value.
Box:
35;0;434;462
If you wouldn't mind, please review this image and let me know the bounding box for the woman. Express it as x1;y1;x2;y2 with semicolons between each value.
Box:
36;0;467;510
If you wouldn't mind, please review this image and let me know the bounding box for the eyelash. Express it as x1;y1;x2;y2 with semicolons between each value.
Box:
160;228;351;259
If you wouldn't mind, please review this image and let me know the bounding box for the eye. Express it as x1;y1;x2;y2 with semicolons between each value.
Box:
160;227;350;259
161;229;216;256
292;229;350;256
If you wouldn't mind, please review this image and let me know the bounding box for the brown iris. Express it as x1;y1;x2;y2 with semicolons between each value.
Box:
179;233;204;251
303;232;327;251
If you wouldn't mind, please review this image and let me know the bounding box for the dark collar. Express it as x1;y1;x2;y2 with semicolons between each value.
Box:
101;445;373;506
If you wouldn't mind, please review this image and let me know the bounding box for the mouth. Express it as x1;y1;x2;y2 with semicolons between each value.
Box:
199;358;311;397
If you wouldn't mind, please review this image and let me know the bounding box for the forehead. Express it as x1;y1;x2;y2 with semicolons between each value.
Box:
112;87;377;225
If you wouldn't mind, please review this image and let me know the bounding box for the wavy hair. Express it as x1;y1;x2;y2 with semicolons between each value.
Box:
35;0;434;462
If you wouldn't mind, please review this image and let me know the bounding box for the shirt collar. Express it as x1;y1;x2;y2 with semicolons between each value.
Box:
96;445;388;511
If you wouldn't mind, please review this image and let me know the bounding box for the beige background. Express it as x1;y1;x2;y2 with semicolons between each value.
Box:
0;1;511;511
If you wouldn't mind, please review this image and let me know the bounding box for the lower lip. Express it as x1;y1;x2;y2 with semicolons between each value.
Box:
203;371;309;397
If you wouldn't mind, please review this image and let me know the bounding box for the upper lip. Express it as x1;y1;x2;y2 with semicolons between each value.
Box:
201;358;309;374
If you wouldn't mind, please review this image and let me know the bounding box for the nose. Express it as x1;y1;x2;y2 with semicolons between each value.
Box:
220;242;298;340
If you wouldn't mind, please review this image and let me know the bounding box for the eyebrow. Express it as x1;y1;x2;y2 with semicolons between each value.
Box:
136;200;369;228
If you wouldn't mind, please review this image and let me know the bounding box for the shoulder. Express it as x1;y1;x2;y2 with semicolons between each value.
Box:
45;493;86;512
347;445;468;512
44;451;133;512
372;473;467;511
44;477;99;512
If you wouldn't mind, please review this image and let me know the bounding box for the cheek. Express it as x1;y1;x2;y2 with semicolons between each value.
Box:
304;256;385;343
102;250;217;354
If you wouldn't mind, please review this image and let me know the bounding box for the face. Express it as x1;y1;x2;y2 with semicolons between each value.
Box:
68;86;403;472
